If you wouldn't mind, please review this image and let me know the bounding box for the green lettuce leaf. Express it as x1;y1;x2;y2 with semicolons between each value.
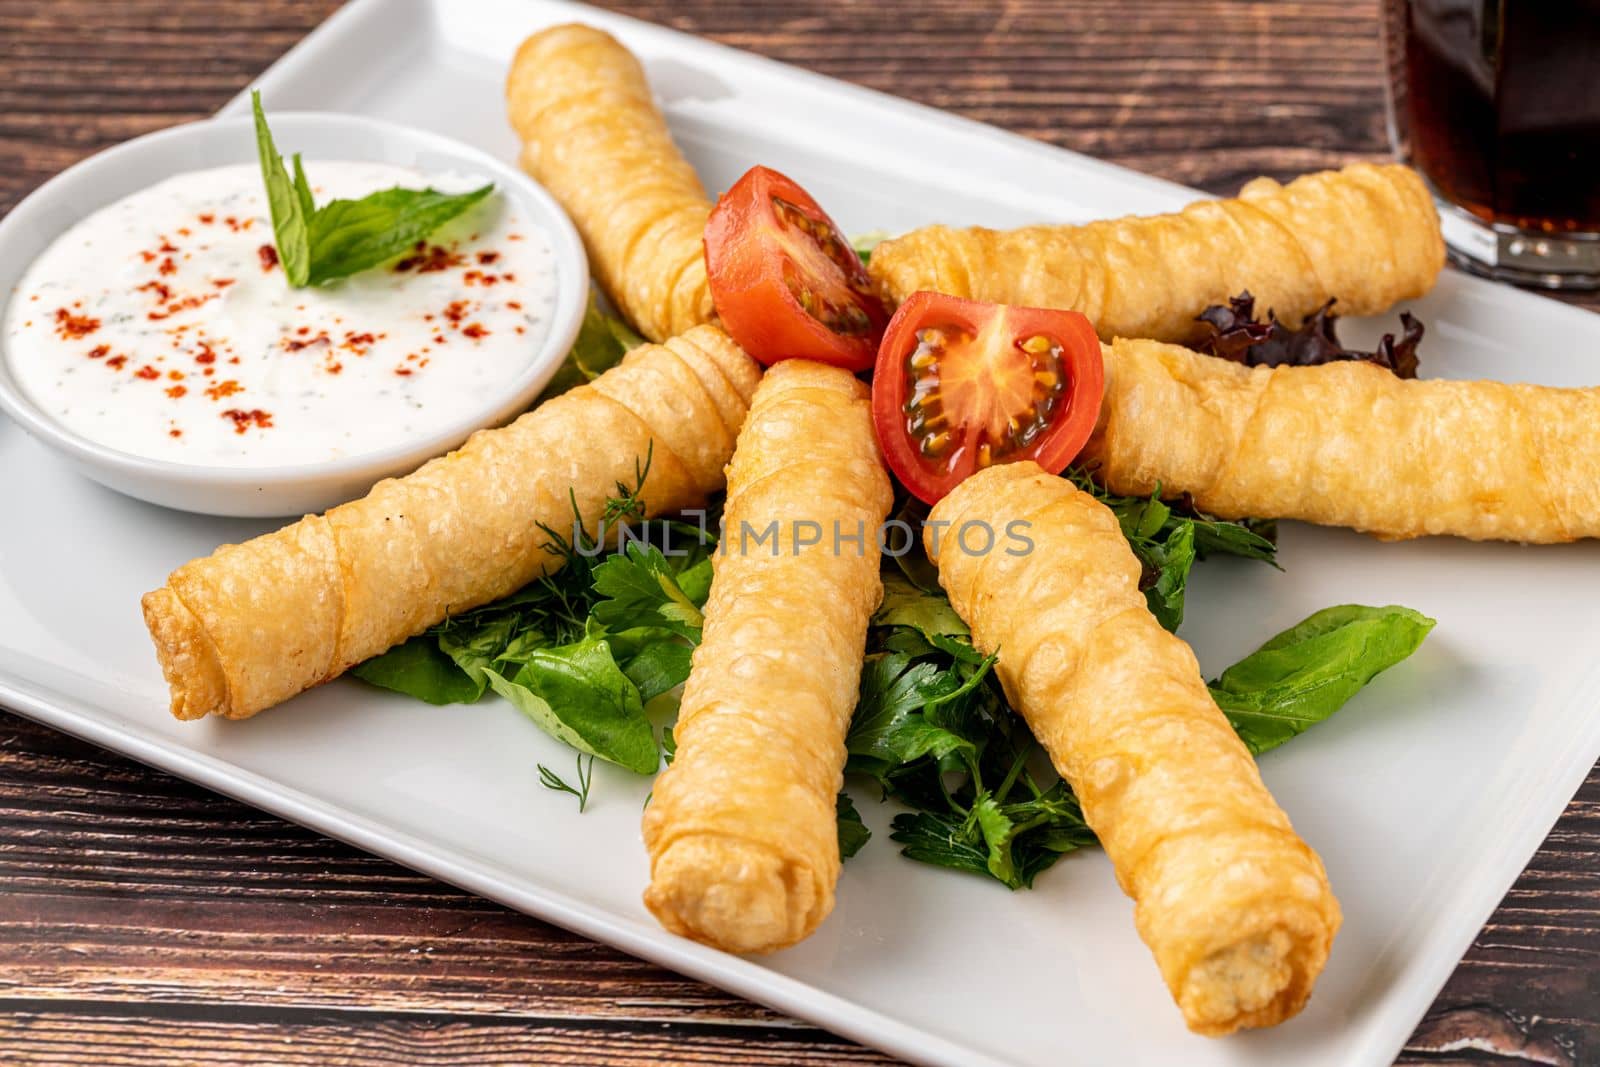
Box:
1210;604;1436;756
351;635;483;705
485;630;658;774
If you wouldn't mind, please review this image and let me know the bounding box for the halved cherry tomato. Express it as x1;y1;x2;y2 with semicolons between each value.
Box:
871;292;1104;504
704;165;889;371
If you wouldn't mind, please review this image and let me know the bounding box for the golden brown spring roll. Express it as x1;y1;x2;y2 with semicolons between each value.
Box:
642;360;893;953
929;462;1340;1035
869;163;1444;344
1083;337;1600;542
506;24;713;342
142;326;760;721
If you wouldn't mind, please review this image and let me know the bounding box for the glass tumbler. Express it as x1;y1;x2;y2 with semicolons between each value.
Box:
1383;0;1600;289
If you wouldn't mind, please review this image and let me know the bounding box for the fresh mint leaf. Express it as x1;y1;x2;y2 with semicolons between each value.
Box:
251;96;494;288
304;183;493;286
1210;604;1436;756
291;153;316;221
485;630;658;774
837;793;871;859
252;91;311;286
351;634;483;704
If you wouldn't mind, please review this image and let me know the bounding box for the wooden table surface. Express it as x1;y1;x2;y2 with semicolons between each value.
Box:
2;1;1597;1063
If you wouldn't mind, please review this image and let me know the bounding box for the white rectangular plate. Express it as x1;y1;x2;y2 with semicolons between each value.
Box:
3;1;1599;1063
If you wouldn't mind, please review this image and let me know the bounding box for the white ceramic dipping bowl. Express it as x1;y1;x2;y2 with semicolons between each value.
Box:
0;113;588;517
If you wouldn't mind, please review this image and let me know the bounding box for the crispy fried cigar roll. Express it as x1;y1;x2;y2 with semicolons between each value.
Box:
869;163;1443;344
142;326;760;721
928;462;1340;1035
1084;337;1600;542
506;24;713;342
643;360;893;954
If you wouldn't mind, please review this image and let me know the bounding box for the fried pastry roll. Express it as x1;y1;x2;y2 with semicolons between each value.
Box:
142;326;760;721
1084;337;1600;542
642;360;893;953
869;163;1443;344
928;462;1340;1035
506;24;713;342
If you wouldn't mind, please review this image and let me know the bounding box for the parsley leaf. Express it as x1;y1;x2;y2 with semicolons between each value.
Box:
1064;467;1277;630
252;93;493;288
592;543;707;640
836;793;872;859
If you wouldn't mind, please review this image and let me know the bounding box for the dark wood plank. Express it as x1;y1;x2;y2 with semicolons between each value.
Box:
0;1;1597;1064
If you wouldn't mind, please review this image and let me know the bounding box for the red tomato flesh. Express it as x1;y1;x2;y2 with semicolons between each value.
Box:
704;166;888;371
871;292;1104;503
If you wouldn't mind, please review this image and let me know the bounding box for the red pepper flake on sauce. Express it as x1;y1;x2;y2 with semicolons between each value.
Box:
198;213;216;225
158;257;177;277
221;408;273;434
394;242;464;274
134;365;160;381
462;323;488;340
284;332;329;352
87;344;109;360
166;385;188;399
106;355;128;370
442;300;470;326
258;244;279;271
169;428;183;438
206;379;243;401
147;293;214;321
212;278;235;289
53;308;101;340
195;344;217;365
476;251;500;265
137;281;173;304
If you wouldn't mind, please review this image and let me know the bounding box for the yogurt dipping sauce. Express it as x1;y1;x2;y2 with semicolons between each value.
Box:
3;162;558;467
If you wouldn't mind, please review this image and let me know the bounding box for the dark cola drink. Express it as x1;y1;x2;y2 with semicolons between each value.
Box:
1384;0;1600;289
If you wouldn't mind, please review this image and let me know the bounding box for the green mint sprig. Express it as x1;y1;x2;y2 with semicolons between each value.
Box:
251;91;493;287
